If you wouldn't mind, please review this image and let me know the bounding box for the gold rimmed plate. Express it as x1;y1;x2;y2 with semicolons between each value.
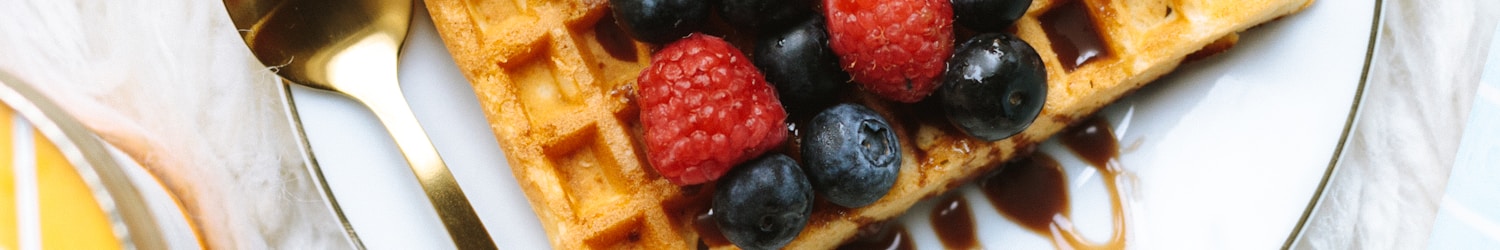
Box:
288;0;1381;247
892;0;1383;248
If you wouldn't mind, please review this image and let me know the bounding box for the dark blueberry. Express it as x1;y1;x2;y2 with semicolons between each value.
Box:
714;154;813;250
755;17;849;112
719;0;814;32
952;0;1032;31
802;103;900;208
609;0;710;44
939;33;1047;141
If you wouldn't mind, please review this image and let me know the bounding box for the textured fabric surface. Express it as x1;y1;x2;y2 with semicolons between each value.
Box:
1296;0;1499;249
0;0;349;249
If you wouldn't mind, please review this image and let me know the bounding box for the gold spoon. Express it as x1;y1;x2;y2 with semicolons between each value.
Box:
223;0;495;248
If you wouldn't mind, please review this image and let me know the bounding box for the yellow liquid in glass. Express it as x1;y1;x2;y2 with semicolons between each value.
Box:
0;107;122;249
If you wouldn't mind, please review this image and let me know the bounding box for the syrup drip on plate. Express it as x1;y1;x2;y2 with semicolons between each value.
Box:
930;195;980;249
981;154;1070;233
981;116;1129;249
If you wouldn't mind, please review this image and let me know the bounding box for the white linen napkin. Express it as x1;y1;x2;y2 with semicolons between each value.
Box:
1295;1;1499;249
0;0;349;248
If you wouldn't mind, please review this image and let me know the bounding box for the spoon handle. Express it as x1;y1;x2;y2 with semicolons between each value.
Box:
350;81;496;249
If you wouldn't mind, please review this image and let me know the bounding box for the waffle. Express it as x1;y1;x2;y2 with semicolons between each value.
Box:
425;0;1313;248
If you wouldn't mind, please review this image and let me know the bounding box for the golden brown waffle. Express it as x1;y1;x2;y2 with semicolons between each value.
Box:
425;0;1313;248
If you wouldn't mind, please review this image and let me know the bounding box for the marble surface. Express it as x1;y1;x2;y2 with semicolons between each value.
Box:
0;0;1495;248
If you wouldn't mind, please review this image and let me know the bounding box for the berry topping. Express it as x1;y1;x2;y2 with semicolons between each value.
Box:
939;33;1047;141
754;17;849;112
610;0;710;44
952;0;1032;31
823;0;955;103
719;0;814;32
802;103;901;208
713;154;814;250
638;33;790;185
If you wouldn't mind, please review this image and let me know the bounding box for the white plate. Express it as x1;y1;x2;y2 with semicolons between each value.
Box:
292;0;1377;248
894;0;1377;248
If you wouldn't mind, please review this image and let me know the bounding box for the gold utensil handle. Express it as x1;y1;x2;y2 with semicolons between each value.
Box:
222;0;491;246
349;80;496;249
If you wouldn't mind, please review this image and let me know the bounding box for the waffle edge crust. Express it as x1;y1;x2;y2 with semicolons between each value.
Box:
425;0;1314;248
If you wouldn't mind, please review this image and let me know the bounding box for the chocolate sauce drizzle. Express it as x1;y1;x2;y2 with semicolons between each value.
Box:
930;195;979;249
980;116;1130;249
840;116;1131;250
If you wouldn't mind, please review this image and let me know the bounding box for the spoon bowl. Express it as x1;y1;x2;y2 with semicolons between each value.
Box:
225;0;496;248
236;0;409;92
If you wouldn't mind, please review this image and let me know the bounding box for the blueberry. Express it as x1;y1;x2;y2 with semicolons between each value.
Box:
719;0;814;32
802;103;901;208
939;33;1047;141
609;0;710;44
755;17;849;112
952;0;1032;31
714;154;813;250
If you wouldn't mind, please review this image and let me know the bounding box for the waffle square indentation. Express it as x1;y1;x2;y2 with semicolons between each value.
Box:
545;126;630;218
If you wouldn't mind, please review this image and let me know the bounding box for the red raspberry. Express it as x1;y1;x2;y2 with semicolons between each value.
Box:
824;0;955;103
637;33;790;185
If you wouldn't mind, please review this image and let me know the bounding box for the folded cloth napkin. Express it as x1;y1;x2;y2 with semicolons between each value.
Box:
1296;0;1499;249
0;0;349;248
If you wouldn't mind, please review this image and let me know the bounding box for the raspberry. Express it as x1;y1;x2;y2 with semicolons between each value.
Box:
637;33;790;185
824;0;955;103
